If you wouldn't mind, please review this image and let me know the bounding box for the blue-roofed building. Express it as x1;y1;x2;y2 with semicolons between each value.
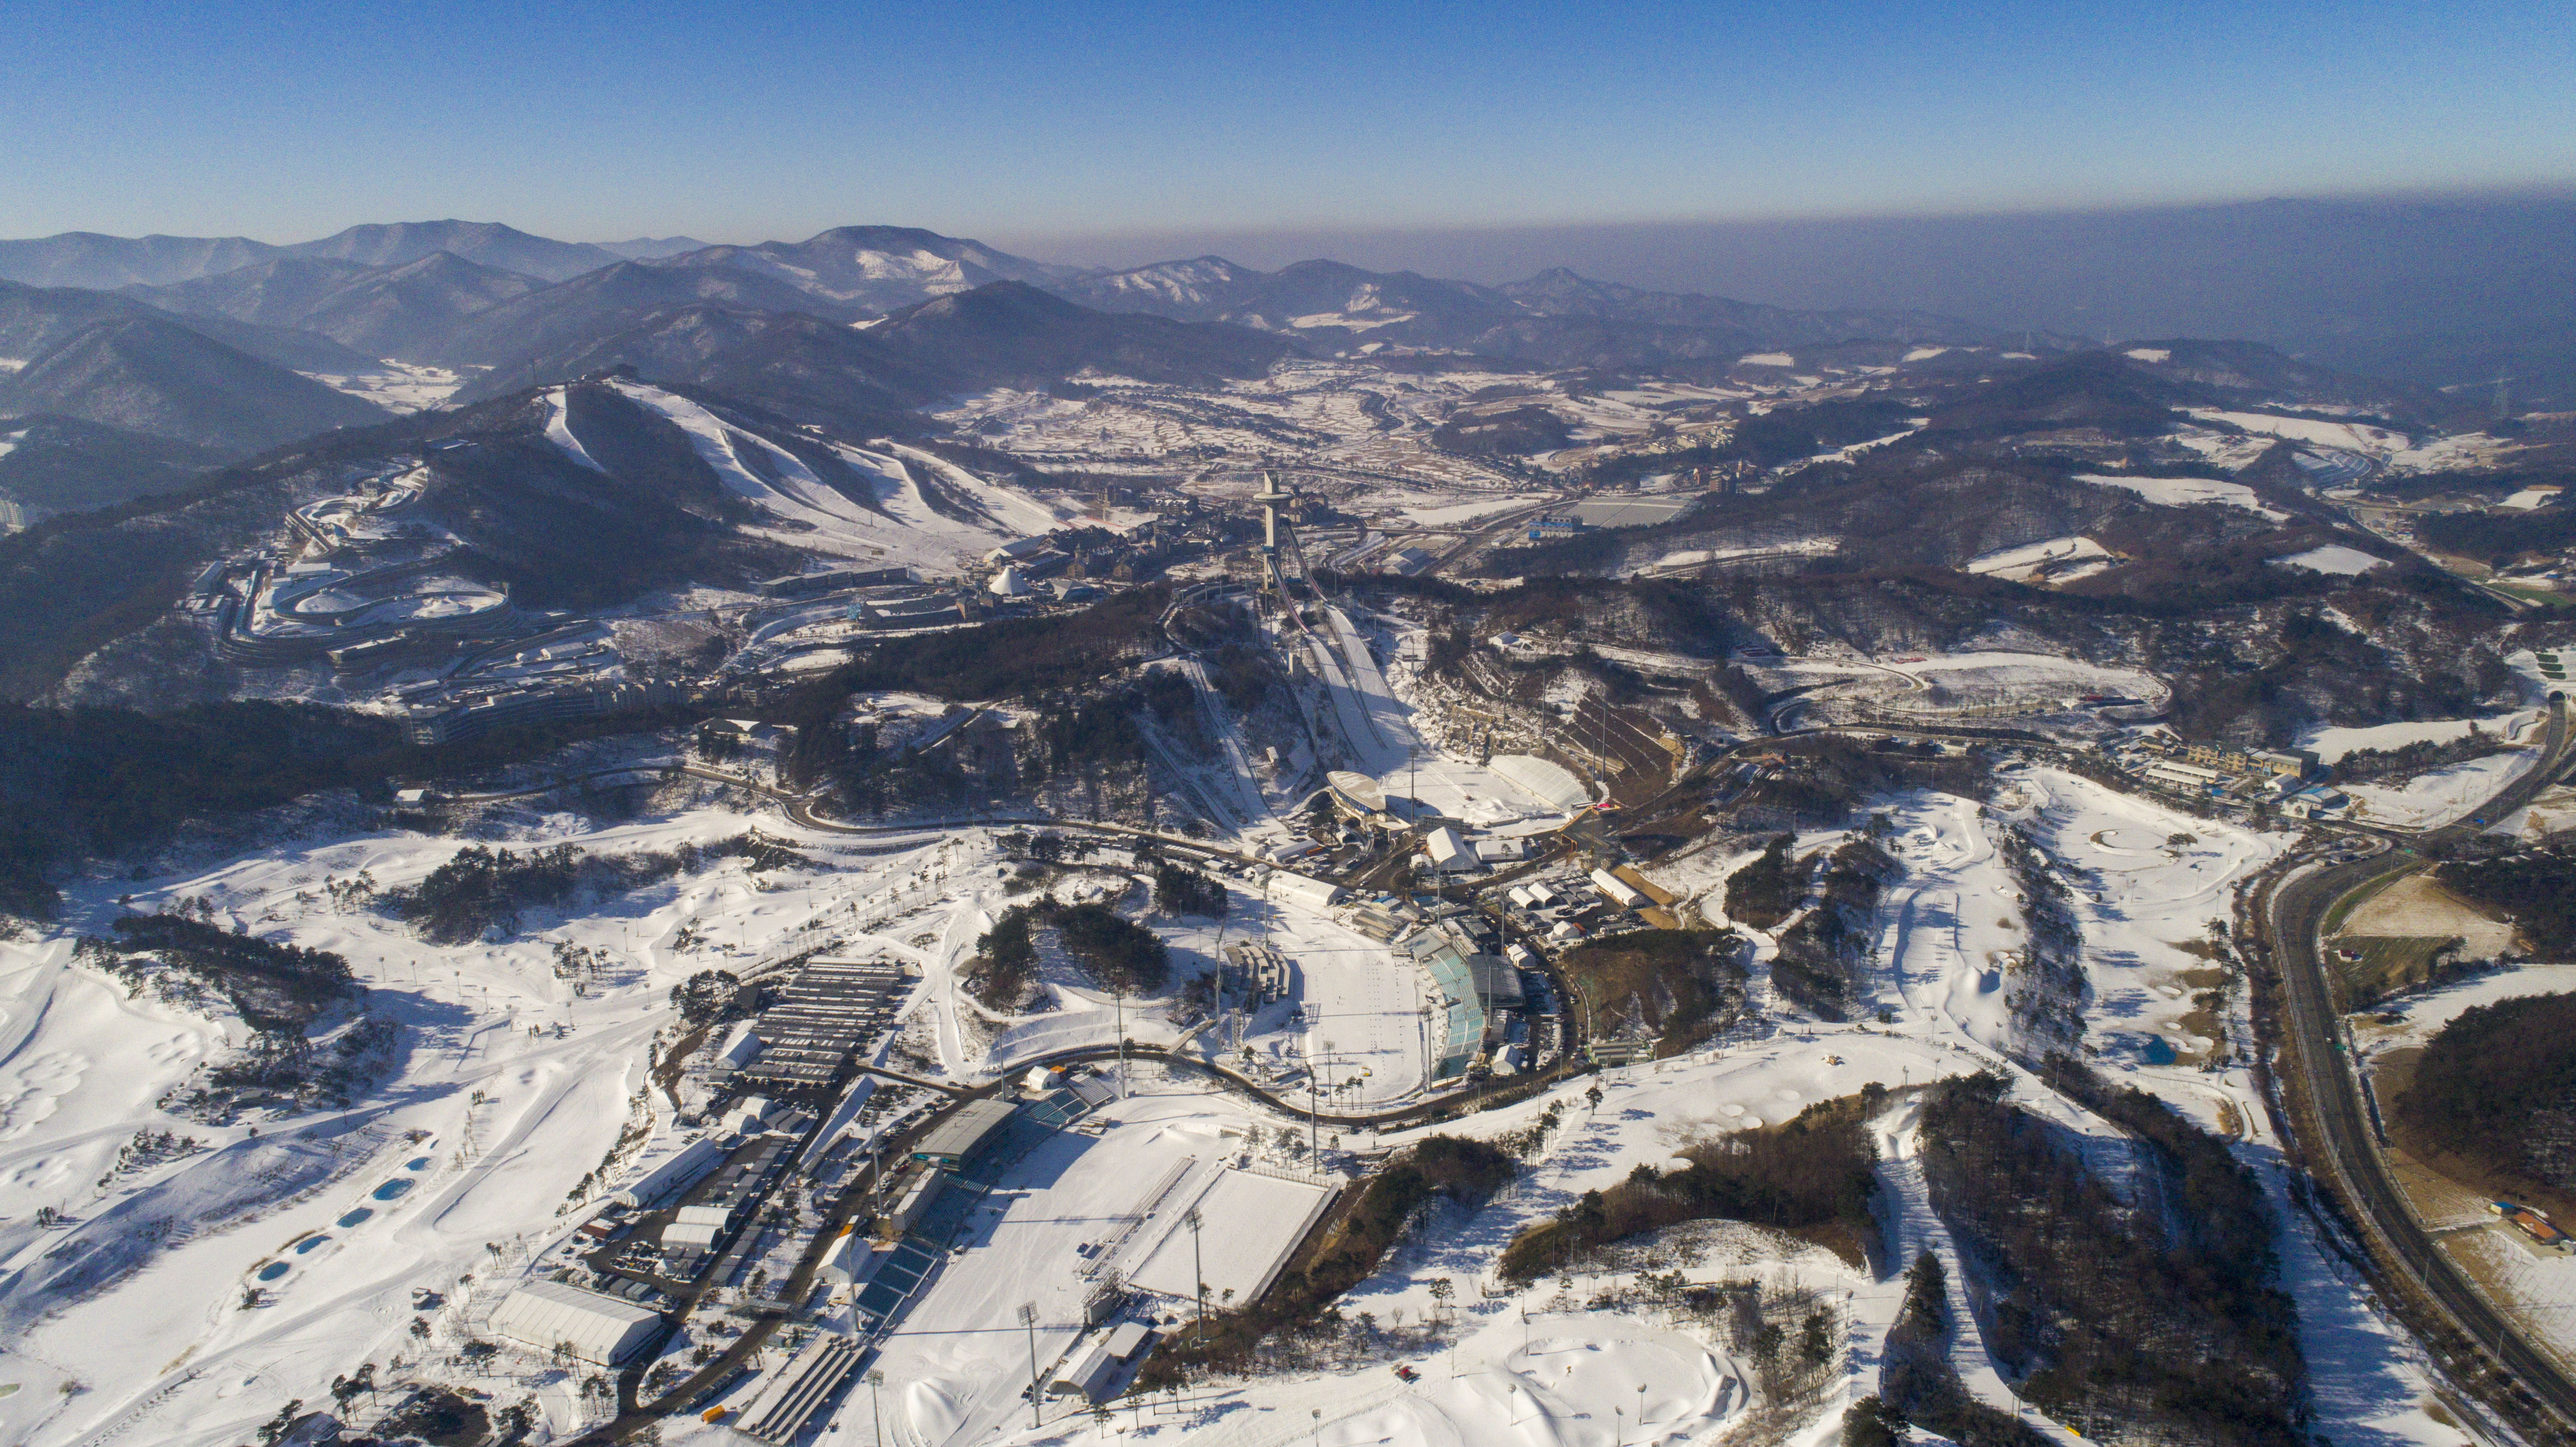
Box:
1406;920;1512;1080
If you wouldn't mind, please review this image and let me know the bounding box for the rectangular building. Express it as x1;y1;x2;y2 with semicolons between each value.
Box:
911;1098;1017;1169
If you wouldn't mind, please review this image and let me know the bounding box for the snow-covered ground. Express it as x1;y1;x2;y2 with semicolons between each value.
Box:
2275;543;2389;575
0;730;2506;1445
2299;711;2536;764
596;381;1071;576
309;362;473;414
1399;494;1552;528
2187;409;2409;457
2343;750;2539;828
1308;608;1581;830
0;801;978;1447
2075;472;2290;521
1962;534;2112;582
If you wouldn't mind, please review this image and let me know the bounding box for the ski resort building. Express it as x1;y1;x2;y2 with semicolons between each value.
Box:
1589;868;1650;910
611;1137;724;1209
489;1280;661;1365
716;1023;763;1069
1423;827;1476;872
732;956;909;1092
1406;921;1499;1079
912;1098;1018;1169
1490;755;1591;814
733;1334;862;1442
1267;871;1346;912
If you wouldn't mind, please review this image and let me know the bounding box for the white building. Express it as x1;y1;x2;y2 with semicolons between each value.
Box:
662;1219;723;1249
611;1137;724;1209
1590;867;1649;910
1423;827;1476;872
1268;871;1346;912
489;1280;661;1365
988;565;1032;597
2142;760;2221;790
717;1023;763;1069
985;535;1056;564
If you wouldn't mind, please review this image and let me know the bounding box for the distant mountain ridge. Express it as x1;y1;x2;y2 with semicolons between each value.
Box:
594;236;715;261
0;279;383;376
125;252;544;363
4;221;2022;376
0;316;388;456
655;225;1076;310
0;221;623;290
450;280;1296;429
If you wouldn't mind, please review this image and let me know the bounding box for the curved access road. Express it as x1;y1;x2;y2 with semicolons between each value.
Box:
2259;695;2576;1430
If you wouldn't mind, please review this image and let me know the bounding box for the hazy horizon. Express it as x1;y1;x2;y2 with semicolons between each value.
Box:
5;0;2569;244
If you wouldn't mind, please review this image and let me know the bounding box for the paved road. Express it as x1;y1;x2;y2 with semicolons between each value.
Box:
2259;695;2576;1430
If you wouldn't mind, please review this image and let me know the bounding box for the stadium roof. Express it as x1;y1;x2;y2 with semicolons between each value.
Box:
912;1098;1018;1166
1490;755;1591;814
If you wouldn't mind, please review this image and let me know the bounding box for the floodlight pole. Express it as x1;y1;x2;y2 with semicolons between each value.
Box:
867;1368;885;1447
1018;1301;1041;1429
1185;1204;1207;1343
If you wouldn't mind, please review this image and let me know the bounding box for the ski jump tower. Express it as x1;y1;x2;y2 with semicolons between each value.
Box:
1255;470;1296;599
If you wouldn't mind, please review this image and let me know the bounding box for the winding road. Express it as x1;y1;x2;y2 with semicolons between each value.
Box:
2257;695;2576;1431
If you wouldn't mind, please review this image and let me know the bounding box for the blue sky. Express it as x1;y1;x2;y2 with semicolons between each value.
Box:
2;0;2568;247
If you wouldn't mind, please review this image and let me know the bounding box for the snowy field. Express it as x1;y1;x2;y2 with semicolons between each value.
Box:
2275;543;2389;575
587;382;1073;576
1963;534;2112;582
0;801;979;1447
1399;494;1552;528
2075;472;2290;521
2343;750;2539;828
976;873;1431;1107
2188;409;2409;457
2298;710;2536;764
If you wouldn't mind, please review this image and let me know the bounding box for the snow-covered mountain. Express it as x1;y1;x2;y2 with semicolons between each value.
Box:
0;316;388;456
1049;255;2022;363
592;235;716;261
279;221;624;281
1;279;380;377
127;252;544;363
653;225;1075;310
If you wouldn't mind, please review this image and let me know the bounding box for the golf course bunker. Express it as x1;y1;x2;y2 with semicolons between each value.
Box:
2087;826;2171;856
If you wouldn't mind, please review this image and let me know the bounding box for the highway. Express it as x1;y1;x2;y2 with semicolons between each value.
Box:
2257;694;2576;1432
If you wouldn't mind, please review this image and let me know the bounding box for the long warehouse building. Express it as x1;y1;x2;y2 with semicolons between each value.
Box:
489;1280;662;1365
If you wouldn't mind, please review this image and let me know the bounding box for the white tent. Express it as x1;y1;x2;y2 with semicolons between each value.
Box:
489;1280;661;1365
1267;871;1345;912
611;1136;724;1209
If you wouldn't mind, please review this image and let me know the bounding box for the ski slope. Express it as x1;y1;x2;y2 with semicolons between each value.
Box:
596;381;1066;575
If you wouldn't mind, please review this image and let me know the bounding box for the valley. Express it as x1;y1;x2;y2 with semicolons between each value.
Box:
0;215;2572;1447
